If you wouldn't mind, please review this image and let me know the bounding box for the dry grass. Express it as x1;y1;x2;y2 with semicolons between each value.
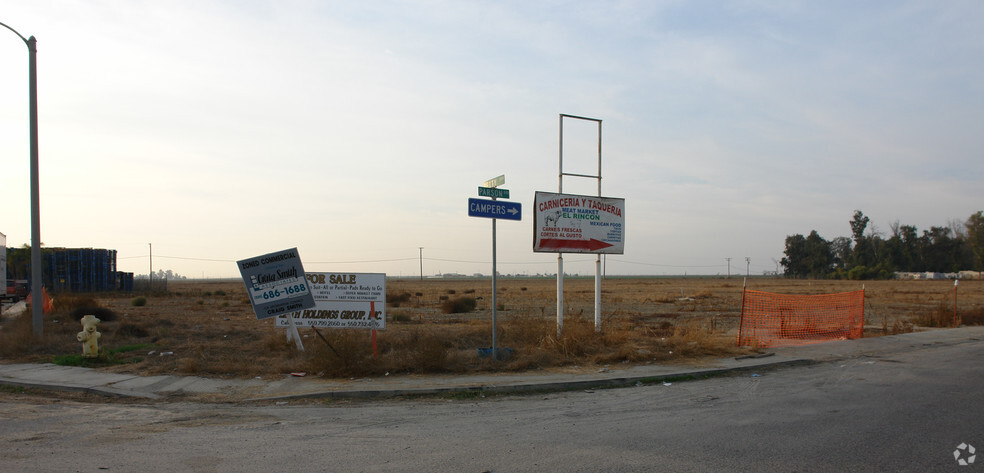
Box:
1;277;981;379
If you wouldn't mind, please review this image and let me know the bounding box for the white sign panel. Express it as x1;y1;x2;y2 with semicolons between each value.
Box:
276;272;386;329
533;191;625;254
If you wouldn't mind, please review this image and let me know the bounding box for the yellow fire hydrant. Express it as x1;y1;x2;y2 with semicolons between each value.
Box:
76;315;101;358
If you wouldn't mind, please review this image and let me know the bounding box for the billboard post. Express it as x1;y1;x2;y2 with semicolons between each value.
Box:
547;114;627;334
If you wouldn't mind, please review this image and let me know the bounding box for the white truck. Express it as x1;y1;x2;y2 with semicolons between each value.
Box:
1;233;28;303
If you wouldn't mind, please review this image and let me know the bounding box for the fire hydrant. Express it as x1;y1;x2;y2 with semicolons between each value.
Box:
76;315;101;358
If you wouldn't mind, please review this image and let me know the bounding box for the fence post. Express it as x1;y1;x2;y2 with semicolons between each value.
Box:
954;279;959;326
737;278;747;346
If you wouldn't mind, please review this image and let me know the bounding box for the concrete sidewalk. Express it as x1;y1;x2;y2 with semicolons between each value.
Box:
2;326;982;402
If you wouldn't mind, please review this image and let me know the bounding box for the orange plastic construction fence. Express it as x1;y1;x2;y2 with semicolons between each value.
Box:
737;288;864;348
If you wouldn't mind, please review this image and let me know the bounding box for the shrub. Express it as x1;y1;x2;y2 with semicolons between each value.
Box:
386;291;412;307
915;302;960;327
56;295;117;322
115;322;150;338
961;308;984;326
441;296;477;314
131;296;147;307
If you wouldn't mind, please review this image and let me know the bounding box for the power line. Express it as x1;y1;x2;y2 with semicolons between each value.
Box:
117;253;776;272
607;258;723;269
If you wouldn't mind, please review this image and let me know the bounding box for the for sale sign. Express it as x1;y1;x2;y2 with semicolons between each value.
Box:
533;191;625;254
276;272;386;329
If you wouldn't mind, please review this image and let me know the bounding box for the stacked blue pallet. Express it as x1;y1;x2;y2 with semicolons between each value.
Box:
38;248;124;293
116;271;134;292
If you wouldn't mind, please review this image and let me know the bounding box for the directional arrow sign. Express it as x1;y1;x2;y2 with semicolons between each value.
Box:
468;198;522;221
537;238;613;251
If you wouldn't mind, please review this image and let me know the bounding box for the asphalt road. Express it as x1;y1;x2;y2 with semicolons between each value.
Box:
2;339;981;472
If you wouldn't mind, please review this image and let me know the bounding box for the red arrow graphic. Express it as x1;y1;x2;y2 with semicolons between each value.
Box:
538;238;613;251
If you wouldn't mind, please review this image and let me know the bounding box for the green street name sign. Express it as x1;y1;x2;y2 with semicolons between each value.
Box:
478;187;510;199
482;175;505;188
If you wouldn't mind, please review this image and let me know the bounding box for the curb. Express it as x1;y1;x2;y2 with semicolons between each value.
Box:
246;358;815;402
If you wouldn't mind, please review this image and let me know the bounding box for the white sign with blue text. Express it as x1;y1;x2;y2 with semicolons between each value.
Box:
275;272;386;329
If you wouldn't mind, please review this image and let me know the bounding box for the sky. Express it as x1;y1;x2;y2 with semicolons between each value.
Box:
1;0;982;279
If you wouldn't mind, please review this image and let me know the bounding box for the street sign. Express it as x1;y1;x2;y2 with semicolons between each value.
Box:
468;198;522;221
482;175;505;188
478;186;510;199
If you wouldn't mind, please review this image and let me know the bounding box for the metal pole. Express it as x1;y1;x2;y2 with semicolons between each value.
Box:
557;114;564;338
594;118;602;332
28;35;41;336
954;279;959;326
1;22;42;336
492;217;498;357
737;278;747;346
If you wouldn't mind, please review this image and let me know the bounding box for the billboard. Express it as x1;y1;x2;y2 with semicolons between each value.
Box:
276;272;386;329
533;191;625;254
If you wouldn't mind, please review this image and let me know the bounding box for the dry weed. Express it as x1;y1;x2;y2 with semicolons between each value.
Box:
1;277;980;379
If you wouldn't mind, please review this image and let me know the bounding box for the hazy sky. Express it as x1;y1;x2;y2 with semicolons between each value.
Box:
2;1;982;279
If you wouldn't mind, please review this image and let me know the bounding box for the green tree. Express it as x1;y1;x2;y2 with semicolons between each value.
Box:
830;236;852;269
781;230;833;278
965;211;984;276
919;226;959;272
849;210;873;266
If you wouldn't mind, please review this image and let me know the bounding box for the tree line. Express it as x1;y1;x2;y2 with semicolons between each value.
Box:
780;210;984;279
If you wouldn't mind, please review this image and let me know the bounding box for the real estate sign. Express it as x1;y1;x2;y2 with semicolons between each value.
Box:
237;248;315;320
533;191;625;254
276;272;386;329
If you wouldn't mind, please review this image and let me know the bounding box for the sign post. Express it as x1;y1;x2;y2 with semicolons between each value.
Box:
468;176;521;359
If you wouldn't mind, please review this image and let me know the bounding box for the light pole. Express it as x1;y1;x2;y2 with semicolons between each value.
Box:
1;21;42;337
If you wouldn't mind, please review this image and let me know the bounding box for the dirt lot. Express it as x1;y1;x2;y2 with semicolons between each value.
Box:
0;277;980;379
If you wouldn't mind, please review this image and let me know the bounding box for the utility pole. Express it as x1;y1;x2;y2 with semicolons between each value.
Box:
725;257;731;278
149;243;153;290
2;21;42;337
418;247;423;280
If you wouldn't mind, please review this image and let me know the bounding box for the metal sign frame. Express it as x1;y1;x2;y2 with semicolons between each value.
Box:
557;113;605;336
